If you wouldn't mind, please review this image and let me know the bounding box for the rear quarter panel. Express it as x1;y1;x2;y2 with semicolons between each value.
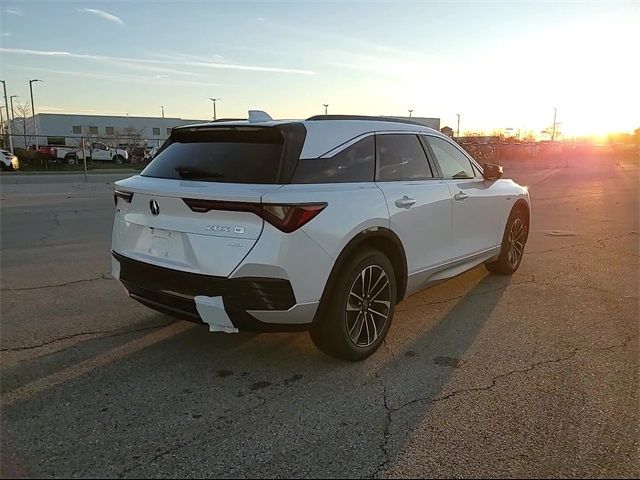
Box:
261;183;390;260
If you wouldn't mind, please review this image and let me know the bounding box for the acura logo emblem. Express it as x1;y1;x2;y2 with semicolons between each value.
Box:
149;199;160;216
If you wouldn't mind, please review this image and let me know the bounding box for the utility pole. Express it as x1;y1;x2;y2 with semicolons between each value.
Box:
551;107;557;141
0;80;14;153
29;79;43;149
0;105;4;149
161;105;165;118
209;98;220;120
456;113;461;141
323;104;329;115
9;94;18;129
408;109;413;118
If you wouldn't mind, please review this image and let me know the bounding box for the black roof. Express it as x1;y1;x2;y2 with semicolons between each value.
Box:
306;114;427;127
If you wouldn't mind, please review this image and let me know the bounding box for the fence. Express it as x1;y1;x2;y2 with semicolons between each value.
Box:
1;133;167;171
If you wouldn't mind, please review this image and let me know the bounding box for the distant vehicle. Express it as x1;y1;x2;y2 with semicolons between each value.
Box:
111;112;531;361
0;149;20;171
53;143;129;165
142;145;159;163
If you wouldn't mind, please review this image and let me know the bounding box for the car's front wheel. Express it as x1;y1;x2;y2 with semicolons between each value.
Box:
310;248;396;361
485;207;528;274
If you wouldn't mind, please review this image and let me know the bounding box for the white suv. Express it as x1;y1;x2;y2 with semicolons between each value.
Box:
111;113;530;360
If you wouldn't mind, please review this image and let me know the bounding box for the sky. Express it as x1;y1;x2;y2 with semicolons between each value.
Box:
0;0;638;137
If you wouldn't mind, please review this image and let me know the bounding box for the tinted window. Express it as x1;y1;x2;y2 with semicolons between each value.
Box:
292;136;374;183
376;134;432;181
425;135;476;179
89;126;98;135
153;127;161;136
141;128;284;184
72;126;81;134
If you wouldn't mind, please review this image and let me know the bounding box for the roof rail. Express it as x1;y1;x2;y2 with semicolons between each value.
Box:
305;114;426;127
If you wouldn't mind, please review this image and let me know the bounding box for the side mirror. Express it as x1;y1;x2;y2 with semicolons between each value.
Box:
482;163;503;181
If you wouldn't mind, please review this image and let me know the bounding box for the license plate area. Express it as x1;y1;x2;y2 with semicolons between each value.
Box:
149;228;178;259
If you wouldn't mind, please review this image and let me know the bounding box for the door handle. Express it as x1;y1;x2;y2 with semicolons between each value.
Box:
395;195;416;208
454;191;469;201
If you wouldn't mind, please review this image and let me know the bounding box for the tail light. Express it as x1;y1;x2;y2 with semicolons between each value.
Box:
260;204;327;233
114;189;133;206
182;199;326;233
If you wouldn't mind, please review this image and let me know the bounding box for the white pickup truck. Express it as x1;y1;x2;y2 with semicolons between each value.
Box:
53;142;129;164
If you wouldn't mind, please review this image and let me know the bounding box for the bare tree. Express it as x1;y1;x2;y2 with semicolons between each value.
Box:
14;100;34;149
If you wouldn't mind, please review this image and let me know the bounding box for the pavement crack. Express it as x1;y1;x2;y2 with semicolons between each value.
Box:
527;243;585;254
1;273;112;291
387;334;637;415
0;321;175;353
372;370;393;479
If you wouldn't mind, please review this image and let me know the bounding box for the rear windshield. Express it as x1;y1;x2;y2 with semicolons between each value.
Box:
141;127;285;184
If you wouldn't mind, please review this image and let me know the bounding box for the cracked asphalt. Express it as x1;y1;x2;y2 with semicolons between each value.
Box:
1;162;638;478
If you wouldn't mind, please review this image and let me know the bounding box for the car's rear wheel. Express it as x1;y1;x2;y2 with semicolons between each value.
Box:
114;155;124;164
485;207;528;274
65;154;77;165
310;248;396;361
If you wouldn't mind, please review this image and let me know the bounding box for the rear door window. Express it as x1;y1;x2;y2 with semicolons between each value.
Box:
424;135;478;179
376;134;433;181
292;136;375;183
141;128;285;184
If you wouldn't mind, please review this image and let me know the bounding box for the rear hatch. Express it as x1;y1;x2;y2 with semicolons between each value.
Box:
112;124;305;277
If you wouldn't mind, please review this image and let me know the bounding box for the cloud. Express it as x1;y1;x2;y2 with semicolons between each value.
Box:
6;64;227;88
78;8;124;26
39;105;65;112
0;47;316;75
5;9;22;16
1;32;11;37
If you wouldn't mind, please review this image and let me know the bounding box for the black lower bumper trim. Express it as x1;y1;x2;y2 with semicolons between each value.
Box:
114;252;307;332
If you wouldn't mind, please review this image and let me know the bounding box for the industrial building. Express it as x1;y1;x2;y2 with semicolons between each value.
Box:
4;113;440;150
6;113;208;149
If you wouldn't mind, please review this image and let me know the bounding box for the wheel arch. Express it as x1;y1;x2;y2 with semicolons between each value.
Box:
314;227;408;325
512;198;530;241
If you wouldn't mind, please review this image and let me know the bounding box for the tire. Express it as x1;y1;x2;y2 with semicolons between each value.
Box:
485;207;528;275
65;154;77;165
310;248;396;361
113;155;124;164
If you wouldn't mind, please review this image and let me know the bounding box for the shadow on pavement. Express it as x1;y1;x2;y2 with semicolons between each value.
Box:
0;271;512;477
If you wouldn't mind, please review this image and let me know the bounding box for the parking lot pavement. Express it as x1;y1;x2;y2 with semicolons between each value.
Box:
1;163;638;478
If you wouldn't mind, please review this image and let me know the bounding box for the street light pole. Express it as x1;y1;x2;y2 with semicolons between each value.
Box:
209;98;220;121
0;106;4;148
9;95;19;149
551;107;557;141
161;105;165;118
323;104;329;115
408;109;413;118
456;113;461;141
29;79;43;149
0;80;14;153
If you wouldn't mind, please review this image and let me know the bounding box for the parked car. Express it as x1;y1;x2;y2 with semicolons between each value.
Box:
54;143;129;165
111;113;531;360
1;149;20;171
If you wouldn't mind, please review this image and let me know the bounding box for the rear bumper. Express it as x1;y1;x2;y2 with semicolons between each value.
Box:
112;251;315;331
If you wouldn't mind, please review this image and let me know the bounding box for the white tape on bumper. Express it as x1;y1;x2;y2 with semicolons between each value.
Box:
194;296;239;334
111;256;121;280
